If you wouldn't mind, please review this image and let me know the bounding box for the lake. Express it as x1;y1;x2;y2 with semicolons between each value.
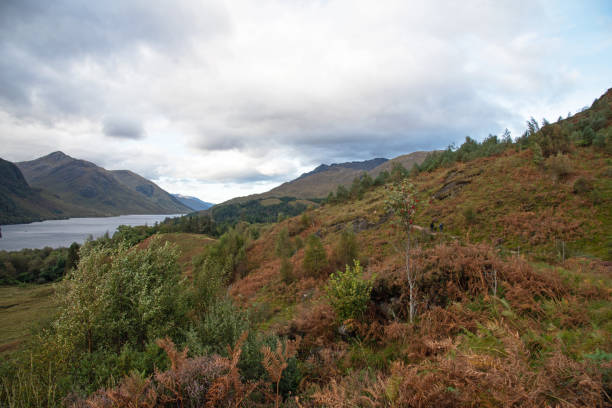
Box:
0;214;182;251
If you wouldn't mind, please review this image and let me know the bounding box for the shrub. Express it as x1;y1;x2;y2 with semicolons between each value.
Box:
332;228;358;268
573;177;594;194
532;143;544;166
294;236;304;250
53;237;187;356
462;206;477;225
545;152;573;181
279;257;295;284
299;213;311;230
274;227;294;259
326;261;375;321
303;234;328;277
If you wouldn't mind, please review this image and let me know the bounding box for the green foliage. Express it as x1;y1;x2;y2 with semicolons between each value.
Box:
204;224;251;279
545;152;573;181
463;206;477;225
373;170;390;186
53;237;188;356
186;296;250;356
326;261;374;321
300;212;311;229
572;177;594;194
280;257;295;284
385;179;418;233
275;227;294;258
0;246;72;285
190;256;226;313
211;196;308;227
390;162;409;182
294;235;304;250
418;134;513;173
303;234;328;277
532;143;544;166
333;228;358;268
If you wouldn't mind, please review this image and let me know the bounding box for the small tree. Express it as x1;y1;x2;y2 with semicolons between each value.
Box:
279;256;294;284
303;234;328;277
532;143;544;167
333;228;358;268
385;179;419;323
275;227;294;258
326;260;374;321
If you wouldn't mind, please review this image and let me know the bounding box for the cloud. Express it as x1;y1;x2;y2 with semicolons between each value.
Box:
103;117;145;139
0;0;610;202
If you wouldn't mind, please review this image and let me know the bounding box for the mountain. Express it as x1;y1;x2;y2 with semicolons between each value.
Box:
225;152;429;205
171;194;214;211
15;152;190;219
294;157;388;181
369;151;431;176
0;158;81;224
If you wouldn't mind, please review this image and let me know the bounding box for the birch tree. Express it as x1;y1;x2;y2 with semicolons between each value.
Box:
385;179;419;323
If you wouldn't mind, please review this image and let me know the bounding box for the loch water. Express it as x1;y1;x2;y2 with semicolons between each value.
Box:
0;214;182;251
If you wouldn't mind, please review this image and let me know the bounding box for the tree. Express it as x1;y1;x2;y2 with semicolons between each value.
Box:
53;237;187;355
326;260;374;321
333;228;358;268
279;256;294;284
532;143;544;167
303;234;328;277
65;242;80;273
385;179;419;323
275;227;294;259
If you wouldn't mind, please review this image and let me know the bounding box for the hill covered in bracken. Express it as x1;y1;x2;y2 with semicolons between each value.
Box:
2;89;611;407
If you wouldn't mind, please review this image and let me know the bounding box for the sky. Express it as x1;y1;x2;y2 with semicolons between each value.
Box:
0;1;611;203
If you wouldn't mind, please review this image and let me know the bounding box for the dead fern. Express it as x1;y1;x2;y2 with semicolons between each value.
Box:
261;336;301;407
206;331;259;408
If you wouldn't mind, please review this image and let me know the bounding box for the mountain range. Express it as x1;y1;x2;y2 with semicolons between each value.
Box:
224;151;429;204
0;152;193;224
2;149;430;225
171;194;215;211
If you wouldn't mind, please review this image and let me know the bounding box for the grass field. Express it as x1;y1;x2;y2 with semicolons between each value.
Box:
0;284;56;355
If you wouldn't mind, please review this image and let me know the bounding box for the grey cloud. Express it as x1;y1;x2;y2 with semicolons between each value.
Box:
103;117;145;139
0;0;229;120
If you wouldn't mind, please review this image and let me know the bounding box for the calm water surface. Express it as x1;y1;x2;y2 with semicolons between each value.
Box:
0;214;182;251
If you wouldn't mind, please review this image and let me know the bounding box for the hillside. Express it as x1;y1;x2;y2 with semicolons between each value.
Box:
2;89;611;407
370;150;431;176
16;151;190;218
0;158;82;224
171;194;214;211
225;152;429;206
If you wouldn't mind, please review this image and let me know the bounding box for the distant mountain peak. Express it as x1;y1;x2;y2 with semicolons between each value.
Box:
171;194;214;211
296;157;388;180
44;151;70;160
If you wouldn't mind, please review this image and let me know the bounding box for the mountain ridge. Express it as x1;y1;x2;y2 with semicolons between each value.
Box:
2;152;191;224
171;194;214;211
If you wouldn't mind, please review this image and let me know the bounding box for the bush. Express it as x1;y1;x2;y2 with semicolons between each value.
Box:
532;143;544;166
303;234;328;277
274;227;294;259
332;228;358;268
545;153;573;181
573;177;594;194
53;237;188;356
463;206;477;225
326;261;375;321
280;257;295;284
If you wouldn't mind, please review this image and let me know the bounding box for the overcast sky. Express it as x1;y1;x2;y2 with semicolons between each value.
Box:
1;1;610;203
